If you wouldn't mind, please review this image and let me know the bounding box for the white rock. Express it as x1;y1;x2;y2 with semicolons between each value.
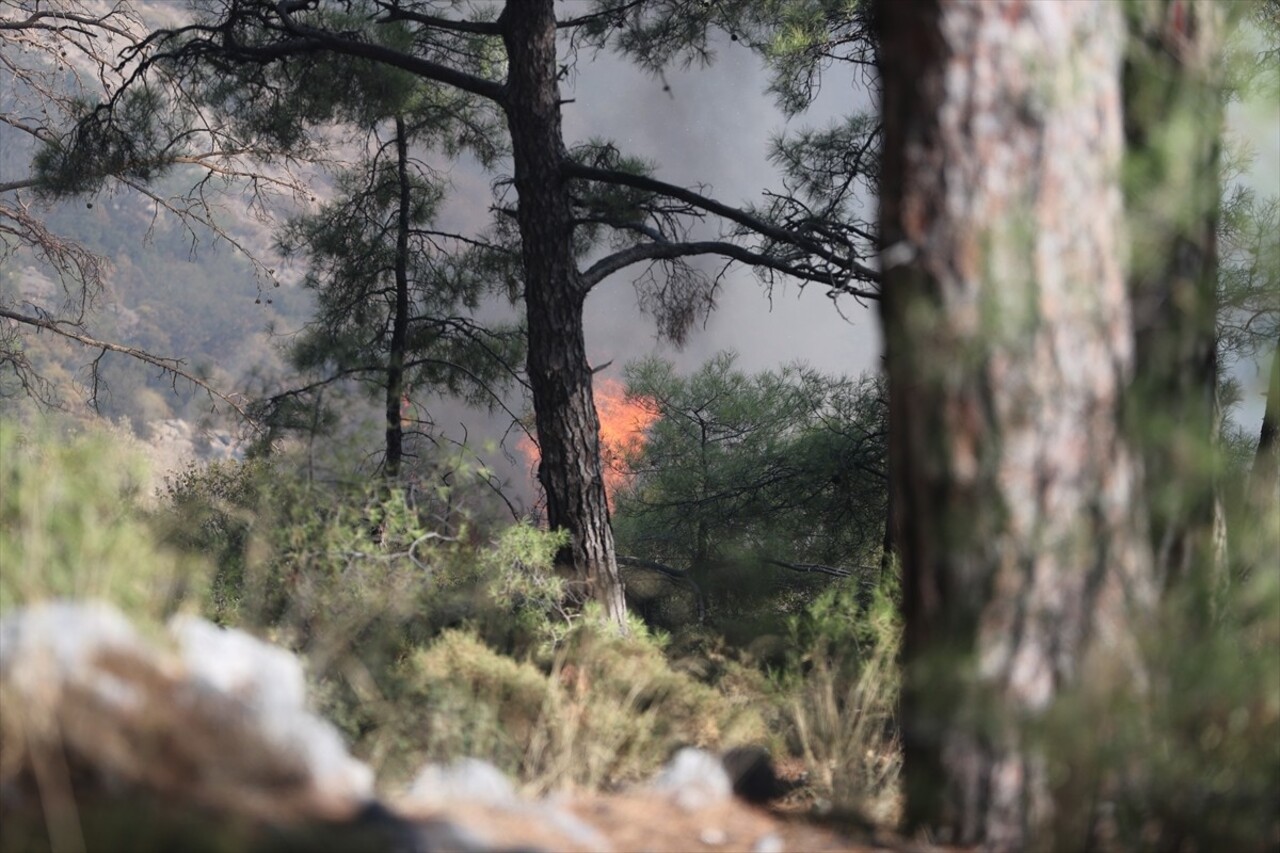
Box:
168;614;374;801
700;827;729;845
0;600;148;707
406;761;614;851
407;758;517;809
651;747;734;811
752;832;785;853
0;602;373;807
169;614;307;711
538;804;615;852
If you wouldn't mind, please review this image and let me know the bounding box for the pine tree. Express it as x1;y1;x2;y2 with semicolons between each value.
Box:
62;0;878;623
878;2;1156;845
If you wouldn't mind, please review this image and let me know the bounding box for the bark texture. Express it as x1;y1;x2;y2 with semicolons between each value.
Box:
385;115;411;480
1250;336;1280;511
1124;0;1227;598
877;1;1155;847
500;0;627;625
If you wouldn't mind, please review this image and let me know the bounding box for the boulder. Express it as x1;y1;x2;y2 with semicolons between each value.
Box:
650;747;734;811
0;601;376;850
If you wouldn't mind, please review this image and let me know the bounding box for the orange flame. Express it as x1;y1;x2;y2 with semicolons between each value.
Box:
519;377;659;510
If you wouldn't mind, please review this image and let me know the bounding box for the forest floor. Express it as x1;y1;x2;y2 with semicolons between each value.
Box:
401;760;930;852
411;793;924;852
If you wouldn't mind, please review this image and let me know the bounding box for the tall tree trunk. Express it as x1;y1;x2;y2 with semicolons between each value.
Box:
877;1;1156;847
1124;0;1228;601
384;114;411;480
500;0;627;625
1250;335;1280;510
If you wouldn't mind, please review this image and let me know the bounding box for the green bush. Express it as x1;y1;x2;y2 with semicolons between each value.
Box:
0;420;207;619
372;609;768;793
1043;563;1280;850
159;458;272;623
777;572;902;824
155;455;773;793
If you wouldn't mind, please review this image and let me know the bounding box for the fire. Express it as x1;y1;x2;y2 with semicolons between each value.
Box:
519;376;659;510
594;377;660;505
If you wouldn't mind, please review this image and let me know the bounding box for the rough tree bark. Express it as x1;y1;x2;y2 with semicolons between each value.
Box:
1124;0;1228;599
500;0;628;624
877;1;1156;847
384;114;411;480
1250;336;1280;510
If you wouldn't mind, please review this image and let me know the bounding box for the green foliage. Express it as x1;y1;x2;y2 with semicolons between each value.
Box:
155;451;771;793
566;140;660;251
1219;182;1279;371
276;134;521;422
375;609;768;792
0;419;206;618
383;628;553;779
1042;564;1280;850
777;573;902;824
751;0;872;116
158;454;464;641
165;1;507;163
159;457;276;624
613;352;886;631
475;522;573;651
34;89;172;196
250;28;521;459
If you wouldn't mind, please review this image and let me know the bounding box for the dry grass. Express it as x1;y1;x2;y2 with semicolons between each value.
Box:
784;585;902;827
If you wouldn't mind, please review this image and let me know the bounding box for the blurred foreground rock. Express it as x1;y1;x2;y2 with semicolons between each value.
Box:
0;602;872;852
0;602;421;851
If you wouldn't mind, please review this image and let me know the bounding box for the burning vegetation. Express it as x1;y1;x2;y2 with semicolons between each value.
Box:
520;377;659;511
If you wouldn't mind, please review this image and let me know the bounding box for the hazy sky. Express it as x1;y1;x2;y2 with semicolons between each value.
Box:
562;31;881;381
423;30;883;505
436;18;1279;504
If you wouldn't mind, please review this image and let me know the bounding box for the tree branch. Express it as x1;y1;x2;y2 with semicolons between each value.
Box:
0;307;250;420
556;1;647;30
0;177;41;194
373;2;501;36
581;239;879;298
0;10;135;39
765;557;875;581
267;3;507;104
617;554;705;623
563;162;881;286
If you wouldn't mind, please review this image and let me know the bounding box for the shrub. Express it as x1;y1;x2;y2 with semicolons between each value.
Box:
1043;554;1280;850
159;458;271;623
0;420;206;620
777;572;902;825
156;456;772;794
372;608;768;793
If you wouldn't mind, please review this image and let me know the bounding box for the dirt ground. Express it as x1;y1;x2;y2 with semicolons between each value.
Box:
415;792;927;852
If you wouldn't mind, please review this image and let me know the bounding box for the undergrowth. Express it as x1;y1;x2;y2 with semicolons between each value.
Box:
6;417;1271;849
0;420;206;619
779;574;903;825
153;447;772;794
0;420;901;813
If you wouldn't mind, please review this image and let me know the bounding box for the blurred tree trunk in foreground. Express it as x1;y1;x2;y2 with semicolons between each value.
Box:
1124;0;1229;606
878;1;1156;847
1251;337;1280;510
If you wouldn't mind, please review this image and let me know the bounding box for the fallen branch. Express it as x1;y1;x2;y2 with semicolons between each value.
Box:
764;558;874;581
